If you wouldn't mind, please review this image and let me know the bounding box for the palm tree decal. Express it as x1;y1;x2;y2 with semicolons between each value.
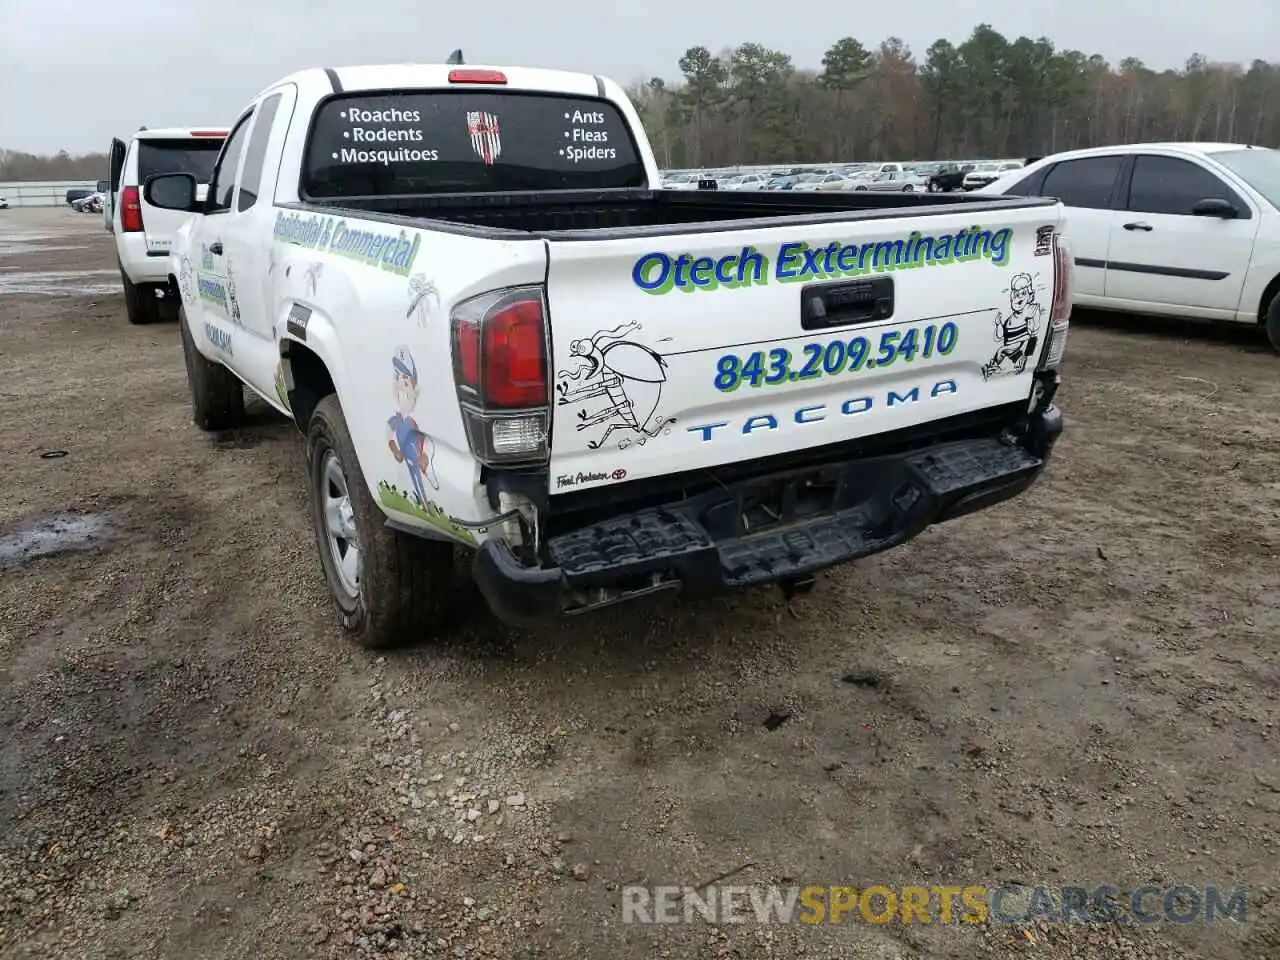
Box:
406;274;439;326
178;256;194;303
302;262;323;296
226;262;241;323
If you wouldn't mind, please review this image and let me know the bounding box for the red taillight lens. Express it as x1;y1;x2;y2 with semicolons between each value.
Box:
455;318;481;387
448;69;507;84
482;297;546;407
120;186;143;232
450;286;549;464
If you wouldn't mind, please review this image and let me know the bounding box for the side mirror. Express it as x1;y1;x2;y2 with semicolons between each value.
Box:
143;173;199;211
1191;197;1238;218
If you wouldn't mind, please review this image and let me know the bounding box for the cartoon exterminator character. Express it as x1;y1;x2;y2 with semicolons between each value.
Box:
386;346;439;507
982;272;1044;380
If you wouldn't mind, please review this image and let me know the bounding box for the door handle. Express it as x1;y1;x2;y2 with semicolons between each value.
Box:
1122;222;1153;232
208;241;223;255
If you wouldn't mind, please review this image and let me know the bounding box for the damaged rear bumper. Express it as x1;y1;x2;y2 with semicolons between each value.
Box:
474;405;1063;627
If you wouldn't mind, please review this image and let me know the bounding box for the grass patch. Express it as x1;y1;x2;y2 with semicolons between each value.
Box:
377;481;477;546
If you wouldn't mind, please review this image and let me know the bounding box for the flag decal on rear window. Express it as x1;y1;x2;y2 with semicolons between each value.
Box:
466;111;501;165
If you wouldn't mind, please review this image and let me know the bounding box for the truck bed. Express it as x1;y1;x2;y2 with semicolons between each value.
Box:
292;188;1055;238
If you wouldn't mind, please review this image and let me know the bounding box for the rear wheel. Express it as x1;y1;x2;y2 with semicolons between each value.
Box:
179;305;245;430
120;263;162;325
1266;292;1280;353
307;394;457;648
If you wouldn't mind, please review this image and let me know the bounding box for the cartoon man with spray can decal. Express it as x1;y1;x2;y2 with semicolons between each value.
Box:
386;346;438;507
982;272;1043;380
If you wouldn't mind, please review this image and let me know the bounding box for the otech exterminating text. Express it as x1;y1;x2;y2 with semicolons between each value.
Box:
632;226;1014;295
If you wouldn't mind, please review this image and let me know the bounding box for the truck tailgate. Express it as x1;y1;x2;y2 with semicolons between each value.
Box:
544;206;1060;492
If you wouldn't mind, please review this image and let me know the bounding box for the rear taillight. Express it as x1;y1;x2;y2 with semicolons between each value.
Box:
120;186;143;232
1039;232;1073;371
451;286;549;464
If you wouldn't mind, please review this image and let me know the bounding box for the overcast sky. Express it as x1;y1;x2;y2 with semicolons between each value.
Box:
1;0;1275;154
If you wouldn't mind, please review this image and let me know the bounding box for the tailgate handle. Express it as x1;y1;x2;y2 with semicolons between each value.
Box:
800;276;894;331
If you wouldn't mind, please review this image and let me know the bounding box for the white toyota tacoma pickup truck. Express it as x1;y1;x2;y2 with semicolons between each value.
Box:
145;59;1073;647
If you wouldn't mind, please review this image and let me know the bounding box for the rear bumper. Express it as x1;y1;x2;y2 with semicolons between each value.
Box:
474;404;1064;627
117;234;170;284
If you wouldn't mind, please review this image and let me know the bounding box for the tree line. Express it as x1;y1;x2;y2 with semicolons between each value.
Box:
631;26;1280;168
0;149;106;182
4;26;1279;179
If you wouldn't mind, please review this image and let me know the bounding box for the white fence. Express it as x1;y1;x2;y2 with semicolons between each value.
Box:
0;181;100;208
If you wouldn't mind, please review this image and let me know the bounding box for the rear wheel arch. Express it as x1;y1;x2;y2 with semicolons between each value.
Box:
280;340;336;430
1261;273;1280;352
306;394;458;648
1258;272;1280;324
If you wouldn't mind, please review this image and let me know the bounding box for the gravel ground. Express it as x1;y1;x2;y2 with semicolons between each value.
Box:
1;207;1278;960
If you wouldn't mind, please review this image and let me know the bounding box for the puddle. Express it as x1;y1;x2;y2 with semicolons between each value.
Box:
0;230;65;243
0;270;121;296
0;512;112;569
0;243;90;256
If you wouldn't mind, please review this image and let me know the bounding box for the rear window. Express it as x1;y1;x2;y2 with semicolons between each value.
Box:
302;91;646;198
137;138;224;183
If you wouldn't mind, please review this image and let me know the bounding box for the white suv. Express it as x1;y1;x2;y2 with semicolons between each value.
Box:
106;127;226;324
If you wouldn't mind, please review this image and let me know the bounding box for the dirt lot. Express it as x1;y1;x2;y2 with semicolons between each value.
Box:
1;207;1278;960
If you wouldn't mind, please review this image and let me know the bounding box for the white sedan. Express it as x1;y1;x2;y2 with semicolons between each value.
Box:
963;160;1023;190
980;142;1280;351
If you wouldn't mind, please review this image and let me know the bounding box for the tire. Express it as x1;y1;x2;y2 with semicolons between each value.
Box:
1266;292;1280;354
307;394;457;648
178;305;245;430
902;185;914;192
120;263;162;325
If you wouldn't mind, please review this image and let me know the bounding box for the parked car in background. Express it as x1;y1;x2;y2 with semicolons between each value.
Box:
661;172;700;190
721;173;769;191
838;171;875;189
813;173;854;191
762;175;798;190
963;160;1024;190
72;192;104;214
790;173;829;191
853;171;929;192
927;163;976;192
0;194;8;210
65;188;96;205
105;126;227;324
981;142;1280;350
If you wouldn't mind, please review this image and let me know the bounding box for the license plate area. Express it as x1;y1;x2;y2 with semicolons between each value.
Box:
701;467;843;539
800;275;894;331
